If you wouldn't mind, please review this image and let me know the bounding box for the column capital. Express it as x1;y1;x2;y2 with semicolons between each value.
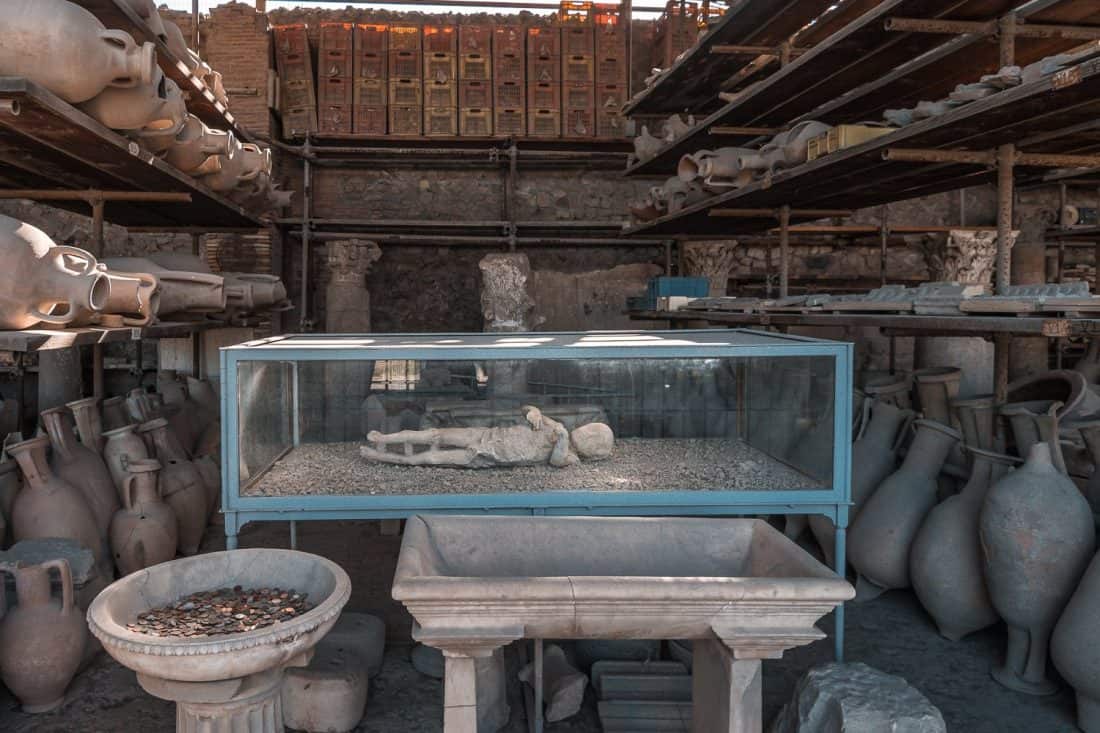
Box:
411;623;525;659
325;239;382;284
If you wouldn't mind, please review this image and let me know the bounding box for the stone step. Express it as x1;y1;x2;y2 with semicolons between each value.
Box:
598;700;693;732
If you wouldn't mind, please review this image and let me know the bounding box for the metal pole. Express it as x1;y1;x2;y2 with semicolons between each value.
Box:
995;144;1014;294
664;240;673;275
92;344;104;401
878;205;888;286
999;13;1016;67
300;144;313;331
624;0;633;98
1057;183;1067;283
778;205;790;297
90;199;105;260
192;0;200;49
534;639;544;733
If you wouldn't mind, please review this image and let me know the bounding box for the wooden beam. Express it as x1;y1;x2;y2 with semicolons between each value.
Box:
709;207;853;219
0;189;193;203
885;15;1100;41
884;17;996;35
883;147;1100;168
710;44;809;56
709;125;779;136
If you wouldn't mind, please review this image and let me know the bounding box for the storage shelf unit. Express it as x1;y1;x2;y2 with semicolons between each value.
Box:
0;78;263;229
70;0;249;141
0;320;247;354
625;0;1100;176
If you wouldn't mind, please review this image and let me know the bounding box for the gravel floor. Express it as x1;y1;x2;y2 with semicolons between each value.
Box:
244;438;819;495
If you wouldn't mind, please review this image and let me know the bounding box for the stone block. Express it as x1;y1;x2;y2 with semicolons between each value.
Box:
281;638;368;733
769;662;946;733
323;612;386;679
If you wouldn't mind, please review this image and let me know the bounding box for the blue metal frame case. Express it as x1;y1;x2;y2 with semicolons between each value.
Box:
220;329;853;657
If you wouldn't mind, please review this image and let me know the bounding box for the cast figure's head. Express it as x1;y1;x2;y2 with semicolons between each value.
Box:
570;422;615;461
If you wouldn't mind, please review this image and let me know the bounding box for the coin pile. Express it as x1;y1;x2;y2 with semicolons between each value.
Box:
127;586;313;637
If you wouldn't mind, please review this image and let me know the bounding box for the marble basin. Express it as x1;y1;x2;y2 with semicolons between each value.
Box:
88;549;350;732
394;515;854;732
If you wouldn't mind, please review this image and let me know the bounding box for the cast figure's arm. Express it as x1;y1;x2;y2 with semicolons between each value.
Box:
547;418;579;467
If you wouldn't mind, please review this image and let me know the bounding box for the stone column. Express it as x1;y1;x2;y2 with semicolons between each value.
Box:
681;241;738;297
322;239;382;442
479;253;538;396
916;230;1014;397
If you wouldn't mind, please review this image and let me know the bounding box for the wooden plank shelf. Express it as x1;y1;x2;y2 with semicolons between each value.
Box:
623;55;1100;237
70;0;248;141
0;320;242;353
0;78;263;229
625;0;1100;176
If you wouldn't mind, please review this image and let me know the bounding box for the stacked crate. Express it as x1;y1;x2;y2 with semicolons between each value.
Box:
493;25;525;137
388;24;422;136
560;20;595;137
459;23;493;136
526;26;561;138
273;24;317;137
353;23;388;134
652;1;698;69
593;4;627;137
423;24;457;136
317;23;354;134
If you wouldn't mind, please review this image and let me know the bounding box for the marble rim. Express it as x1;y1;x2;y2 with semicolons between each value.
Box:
86;549;351;658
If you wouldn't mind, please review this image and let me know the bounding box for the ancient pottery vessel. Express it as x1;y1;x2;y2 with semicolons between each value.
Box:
139;418;206;555
0;459;19;545
7;436;106;580
105;257;227;317
0;559;87;712
133;78;188;154
121;0;168;41
1008;369;1100;421
810;400;911;566
102;423;150;500
1076;420;1100;523
199;135;251;192
911;447;1014;641
1074;339;1100;383
69;265;160;327
41;406;119;540
953;394;997;452
1052;549;1100;732
193;454;221;522
109;458;177;575
80;65;175;131
1001;400;1067;473
848;419;961;597
980;442;1096;695
0;216;110;330
0;0;156;104
864;373;912;410
912;367;961;425
101;396;131;432
162;20;193;66
67;396;105;455
165;114;236;175
186;376;220;428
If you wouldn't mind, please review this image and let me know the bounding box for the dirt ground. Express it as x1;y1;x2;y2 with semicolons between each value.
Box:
0;518;1082;732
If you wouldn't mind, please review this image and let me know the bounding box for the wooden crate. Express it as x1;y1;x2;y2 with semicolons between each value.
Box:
493;53;524;83
355;23;388;55
424;80;457;108
389;24;422;52
564;55;594;83
494;25;524;56
558;1;593;25
528;55;559;83
527;81;561;110
563;82;594;110
563;107;594;137
273;23;310;60
424;107;457;136
319;103;352;134
355;53;386;81
596;55;627;86
528;108;560;138
595;83;626;110
282;78;314;108
388;51;421;79
597;108;625;138
806;125;897;160
460;53;491;81
354;105;387;134
459;24;492;54
320;22;354;51
319;23;354;79
494;108;525;137
424;24;457;54
460;80;492;108
388;78;422;106
389;105;422;135
354;78;387;107
318;50;352;79
561;25;594;56
282;106;317;137
494;80;524;109
424;52;457;83
317;76;354;107
653;1;698;69
460;108;493;136
527;26;561;58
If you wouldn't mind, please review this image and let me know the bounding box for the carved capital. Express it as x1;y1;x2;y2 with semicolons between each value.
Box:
325;239;382;285
682;240;738;296
917;229;1017;286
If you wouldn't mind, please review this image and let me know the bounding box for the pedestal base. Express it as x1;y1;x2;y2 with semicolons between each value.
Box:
139;667;289;733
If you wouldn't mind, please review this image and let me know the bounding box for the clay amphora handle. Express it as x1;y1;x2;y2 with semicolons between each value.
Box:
40;559;75;616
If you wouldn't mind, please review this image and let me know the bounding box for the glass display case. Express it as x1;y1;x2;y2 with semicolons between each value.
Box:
220;329;853;554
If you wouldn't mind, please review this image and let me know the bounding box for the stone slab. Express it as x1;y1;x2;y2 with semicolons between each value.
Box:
598;701;692;731
282;639;368;733
323;612;386;679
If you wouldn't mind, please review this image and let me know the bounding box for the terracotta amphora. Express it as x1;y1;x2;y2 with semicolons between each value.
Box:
848;419;961;598
223;273;291;321
139;419;206;555
0;559;86;712
132;78;188;154
7;436;106;580
913;367;962;425
1076;420;1100;524
193;454;221;522
41;407;119;541
810;400;912;567
1074;339;1100;383
102;424;149;501
768;120;832;170
120;0;168;42
164;114;237;175
100;396;130;432
0;459;18;546
100;269;160;326
1001;400;1068;473
911;447;1015;641
66;397;105;455
0;0;156;104
199;135;250;192
79;65;175;131
864;374;912;410
0;216;110;330
109;458;177;575
1052;549;1100;732
162;20;194;67
186;376;220;429
980;442;1096;695
104;257;227;317
1008;370;1100;421
953;394;998;453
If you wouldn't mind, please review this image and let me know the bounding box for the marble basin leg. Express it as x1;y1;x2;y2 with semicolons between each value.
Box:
137;656;309;733
692;638;763;733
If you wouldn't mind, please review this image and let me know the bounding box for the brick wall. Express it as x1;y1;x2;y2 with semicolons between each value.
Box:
199;2;272;136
